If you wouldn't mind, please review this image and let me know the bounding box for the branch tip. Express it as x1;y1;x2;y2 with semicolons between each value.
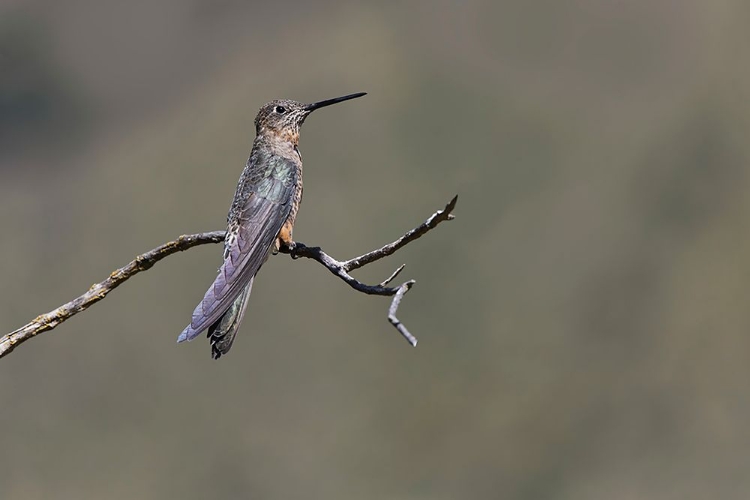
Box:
380;264;406;287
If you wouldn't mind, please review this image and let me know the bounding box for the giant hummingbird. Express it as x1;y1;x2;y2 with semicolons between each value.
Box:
177;92;367;359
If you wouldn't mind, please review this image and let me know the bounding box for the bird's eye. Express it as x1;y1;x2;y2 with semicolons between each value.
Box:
274;106;286;114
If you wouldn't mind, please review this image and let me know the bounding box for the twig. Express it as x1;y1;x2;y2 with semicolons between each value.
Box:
343;195;457;271
389;281;417;346
380;264;406;287
0;196;457;359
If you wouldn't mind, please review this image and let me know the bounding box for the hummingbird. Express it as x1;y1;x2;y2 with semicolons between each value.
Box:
177;92;367;359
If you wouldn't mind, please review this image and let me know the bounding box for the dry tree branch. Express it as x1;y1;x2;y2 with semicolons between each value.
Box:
0;196;457;360
281;195;458;346
0;232;225;359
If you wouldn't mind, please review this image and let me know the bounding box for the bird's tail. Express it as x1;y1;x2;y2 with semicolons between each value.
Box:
206;277;254;359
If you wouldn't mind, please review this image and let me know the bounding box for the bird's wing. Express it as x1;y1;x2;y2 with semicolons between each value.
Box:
178;155;297;342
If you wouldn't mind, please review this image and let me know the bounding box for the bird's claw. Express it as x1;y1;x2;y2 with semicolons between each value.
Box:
287;241;301;259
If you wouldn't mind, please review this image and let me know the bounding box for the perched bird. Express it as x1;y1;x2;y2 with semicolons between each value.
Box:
177;92;367;359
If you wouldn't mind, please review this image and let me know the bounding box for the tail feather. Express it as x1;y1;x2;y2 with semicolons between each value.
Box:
208;278;254;359
177;277;254;359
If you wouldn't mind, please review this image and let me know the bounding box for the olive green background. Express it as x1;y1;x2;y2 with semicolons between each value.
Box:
2;1;750;498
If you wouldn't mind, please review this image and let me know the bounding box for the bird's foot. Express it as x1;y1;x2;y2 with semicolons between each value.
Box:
285;241;305;260
286;241;301;259
278;240;304;259
273;239;294;256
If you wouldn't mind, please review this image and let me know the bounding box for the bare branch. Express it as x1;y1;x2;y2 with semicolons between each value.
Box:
0;231;225;359
0;197;457;359
343;195;458;271
280;195;457;345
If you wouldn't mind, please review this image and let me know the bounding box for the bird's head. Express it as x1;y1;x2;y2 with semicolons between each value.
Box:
254;92;366;144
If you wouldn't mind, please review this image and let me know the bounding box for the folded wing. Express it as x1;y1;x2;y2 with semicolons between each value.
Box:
178;154;297;342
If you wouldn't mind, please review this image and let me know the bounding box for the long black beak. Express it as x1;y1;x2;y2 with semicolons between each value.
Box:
304;92;367;112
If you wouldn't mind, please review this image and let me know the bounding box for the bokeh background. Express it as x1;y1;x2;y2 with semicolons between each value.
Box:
2;1;750;498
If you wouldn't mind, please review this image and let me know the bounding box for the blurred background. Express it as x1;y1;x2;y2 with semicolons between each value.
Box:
2;1;750;498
